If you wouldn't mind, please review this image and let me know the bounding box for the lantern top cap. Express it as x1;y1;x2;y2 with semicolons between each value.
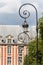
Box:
22;20;29;28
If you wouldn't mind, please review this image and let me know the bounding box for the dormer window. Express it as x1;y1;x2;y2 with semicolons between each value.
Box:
8;39;11;43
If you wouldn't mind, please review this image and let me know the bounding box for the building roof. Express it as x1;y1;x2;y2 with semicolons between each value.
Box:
0;25;22;38
0;25;36;44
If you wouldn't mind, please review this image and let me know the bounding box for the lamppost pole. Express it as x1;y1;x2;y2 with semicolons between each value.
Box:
18;3;38;65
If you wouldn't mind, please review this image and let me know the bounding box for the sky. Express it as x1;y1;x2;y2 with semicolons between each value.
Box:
0;0;43;26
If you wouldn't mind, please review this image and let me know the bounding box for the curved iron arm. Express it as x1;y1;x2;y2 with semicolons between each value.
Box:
19;3;38;19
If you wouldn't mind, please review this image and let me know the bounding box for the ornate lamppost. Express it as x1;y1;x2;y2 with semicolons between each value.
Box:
18;3;38;65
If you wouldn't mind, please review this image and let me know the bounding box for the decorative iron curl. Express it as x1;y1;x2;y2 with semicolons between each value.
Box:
21;10;30;19
19;3;38;19
18;32;30;43
19;7;30;19
19;9;30;19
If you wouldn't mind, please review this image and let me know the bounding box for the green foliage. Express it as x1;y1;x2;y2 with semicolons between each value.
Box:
23;16;43;65
23;39;43;65
23;55;29;65
39;17;43;40
28;40;36;65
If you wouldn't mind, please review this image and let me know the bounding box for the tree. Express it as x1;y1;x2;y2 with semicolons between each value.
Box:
39;17;43;40
23;55;29;65
23;16;43;65
38;16;43;64
23;39;43;65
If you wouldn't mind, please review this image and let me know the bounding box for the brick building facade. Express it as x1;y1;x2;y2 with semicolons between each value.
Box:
0;25;27;65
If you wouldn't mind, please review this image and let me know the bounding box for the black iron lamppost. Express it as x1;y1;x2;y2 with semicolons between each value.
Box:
18;3;38;65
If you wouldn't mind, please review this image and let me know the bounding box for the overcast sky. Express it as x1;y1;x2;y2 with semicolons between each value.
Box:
0;0;43;25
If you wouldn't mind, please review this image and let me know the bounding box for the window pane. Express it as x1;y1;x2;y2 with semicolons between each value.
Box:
8;39;11;43
7;57;11;65
7;46;11;54
18;47;22;53
18;57;22;62
18;57;22;65
18;46;23;65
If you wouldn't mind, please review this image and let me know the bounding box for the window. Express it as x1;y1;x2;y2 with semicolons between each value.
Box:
18;57;22;62
18;57;22;65
7;57;11;65
19;54;22;56
7;46;11;54
18;47;22;53
8;39;11;43
18;46;23;65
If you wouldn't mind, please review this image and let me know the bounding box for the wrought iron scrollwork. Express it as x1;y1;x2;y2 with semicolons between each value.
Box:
19;7;30;19
18;32;30;43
